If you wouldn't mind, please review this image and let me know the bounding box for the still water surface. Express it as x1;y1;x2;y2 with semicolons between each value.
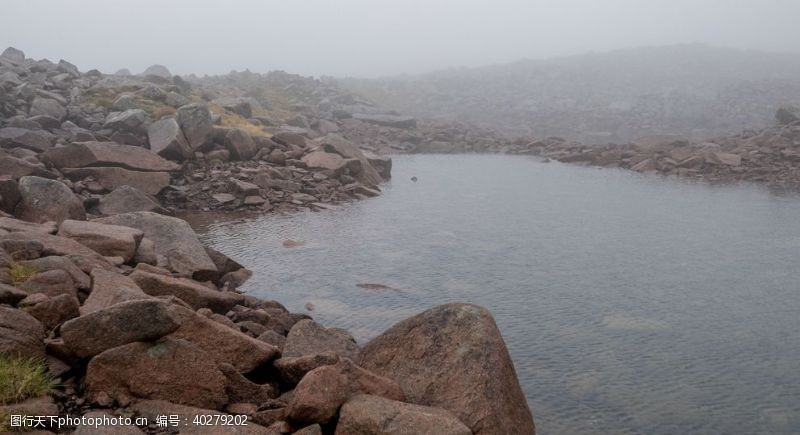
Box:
195;155;800;435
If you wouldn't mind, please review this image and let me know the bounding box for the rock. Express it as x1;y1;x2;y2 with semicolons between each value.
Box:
81;268;151;314
15;176;86;223
776;106;799;125
29;97;66;121
0;217;56;234
94;212;218;280
176;104;213;150
630;158;656;172
284;319;359;360
62;299;180;358
85;338;227;409
363;151;392;180
96;185;166;215
0;178;21;214
360;303;535;435
301;151;349;176
0;305;46;359
313;135;383;186
352;114;416;129
0;155;56;180
256;330;287;352
0;283;27;305
20;269;77;298
166;304;280;372
129;270;241;313
266;149;286;165
0;238;43;261
707;151;742;167
632;134;688;152
24;293;80;330
147;117;193;161
62;167;171;196
224;128;257;161
219;363;277;404
272;131;307;148
104;109;147;134
213;193;236;205
165;91;190;108
336;394;472;435
142;64;172;78
112;94;138;111
0;46;25;62
20;255;91;290
0;127;52;152
273;352;340;386
1;231;112;272
58;220;143;262
42;141;180;172
214;97;254;118
286;359;405;426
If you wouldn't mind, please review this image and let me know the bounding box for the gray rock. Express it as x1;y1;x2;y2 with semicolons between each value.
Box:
104;109;147;133
284;319;360;361
176;103;213;150
29;97;67;121
0;305;46;359
58;219;143;262
147;117;193;161
81;268;151;314
141;64;172;78
96;185;166;215
42;141;180;172
15;176;86;223
352;113;416;129
0;47;25;62
0;127;53;152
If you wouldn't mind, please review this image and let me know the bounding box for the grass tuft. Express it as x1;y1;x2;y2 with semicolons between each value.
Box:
8;264;36;287
0;355;52;405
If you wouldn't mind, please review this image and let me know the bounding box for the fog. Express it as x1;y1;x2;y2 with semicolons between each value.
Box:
2;0;800;77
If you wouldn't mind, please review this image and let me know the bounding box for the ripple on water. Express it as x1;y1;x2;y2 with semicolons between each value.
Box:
196;155;800;435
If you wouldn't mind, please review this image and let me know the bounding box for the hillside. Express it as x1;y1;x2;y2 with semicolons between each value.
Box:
338;44;800;143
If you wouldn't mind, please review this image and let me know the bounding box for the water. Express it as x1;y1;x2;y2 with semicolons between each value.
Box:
194;155;800;435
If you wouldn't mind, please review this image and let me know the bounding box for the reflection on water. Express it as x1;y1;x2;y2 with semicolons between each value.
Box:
195;155;800;435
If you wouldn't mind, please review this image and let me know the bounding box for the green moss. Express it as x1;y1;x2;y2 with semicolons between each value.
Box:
8;263;36;287
0;355;51;405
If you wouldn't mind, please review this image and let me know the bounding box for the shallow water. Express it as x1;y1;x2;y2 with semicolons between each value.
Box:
195;155;800;435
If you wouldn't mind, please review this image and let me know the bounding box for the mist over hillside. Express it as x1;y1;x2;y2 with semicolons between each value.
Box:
338;45;800;143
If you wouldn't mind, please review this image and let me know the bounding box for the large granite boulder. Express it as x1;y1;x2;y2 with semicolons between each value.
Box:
15;176;85;223
104;109;147;134
23;293;80;331
223;128;257;161
360;303;535;435
94;212;218;280
81;268;150;314
0;305;46;359
58;220;143;262
29;97;67;121
176;104;213;150
312;135;383;186
129;270;241;312
0;127;53;152
41;141;180;172
141;64;172;78
62;167;170;196
19;255;91;290
147;117;193;161
0;155;56;179
336;394;472;435
85;338;227;409
95;185;166;215
284;319;359;361
352;113;416;129
286;359;405;426
62;299;180;357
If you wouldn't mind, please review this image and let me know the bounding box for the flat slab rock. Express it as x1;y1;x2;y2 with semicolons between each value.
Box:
42;141;180;172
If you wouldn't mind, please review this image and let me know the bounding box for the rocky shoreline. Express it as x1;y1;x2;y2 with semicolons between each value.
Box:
0;46;535;434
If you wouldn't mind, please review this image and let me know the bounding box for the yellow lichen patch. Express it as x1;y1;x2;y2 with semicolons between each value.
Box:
207;102;269;137
8;263;36;287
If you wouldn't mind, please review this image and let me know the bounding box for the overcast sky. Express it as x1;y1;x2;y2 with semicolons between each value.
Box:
2;0;799;77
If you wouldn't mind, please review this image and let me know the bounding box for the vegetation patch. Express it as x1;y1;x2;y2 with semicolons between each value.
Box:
0;355;51;405
8;263;36;287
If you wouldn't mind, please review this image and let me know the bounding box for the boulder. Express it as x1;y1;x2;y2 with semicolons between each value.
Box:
29;97;66;121
0;283;27;305
0;305;46;359
62;299;180;358
0;156;56;180
0;217;56;235
363;151;392;180
81;268;151;314
0;127;52;152
214;97;254;118
112;94;138;111
20;255;91;290
24;293;80;331
166;304;280;372
632;134;688;152
176;104;213;150
224;128;257;161
301;151;348;176
142;64;172;78
360;303;535;435
272;131;307;148
286;359;405;426
284;319;359;361
218;363;277;403
336;394;472;435
62;167;171;196
273;352;340;386
96;185;166;215
129;270;241;313
85;338;227;409
776;106;799;125
0;178;21;214
58;220;143;262
0;231;112;272
707;151;742;167
147;117;193;161
104;109;147;134
15;176;85;223
41;141;180;172
94;212;218;280
165;91;190;108
0;46;25;62
313;135;383;186
352;113;416;129
20;269;77;298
